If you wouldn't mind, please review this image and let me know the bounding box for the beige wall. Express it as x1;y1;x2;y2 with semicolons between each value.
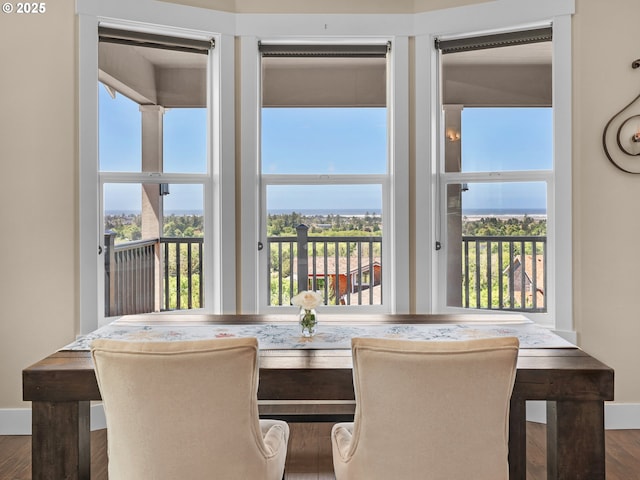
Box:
163;0;486;14
164;0;415;13
2;0;640;411
572;0;640;403
0;0;77;408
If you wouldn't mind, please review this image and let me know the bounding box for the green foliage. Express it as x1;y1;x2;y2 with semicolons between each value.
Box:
270;274;294;306
105;214;204;244
163;214;203;238
166;273;201;310
462;215;546;236
461;216;547;311
105;214;142;243
266;212;382;237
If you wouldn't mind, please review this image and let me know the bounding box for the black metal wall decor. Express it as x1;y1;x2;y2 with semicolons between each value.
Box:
602;59;640;173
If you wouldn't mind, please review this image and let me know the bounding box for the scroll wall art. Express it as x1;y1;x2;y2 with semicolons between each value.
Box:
603;59;640;173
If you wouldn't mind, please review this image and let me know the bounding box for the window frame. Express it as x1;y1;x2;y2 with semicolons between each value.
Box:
77;1;237;334
77;0;573;335
414;4;574;339
240;35;410;314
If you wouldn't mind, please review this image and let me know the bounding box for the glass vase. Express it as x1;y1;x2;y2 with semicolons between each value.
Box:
299;308;317;337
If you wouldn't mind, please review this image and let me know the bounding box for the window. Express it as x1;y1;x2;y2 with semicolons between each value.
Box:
435;28;555;322
98;27;213;319
258;43;391;310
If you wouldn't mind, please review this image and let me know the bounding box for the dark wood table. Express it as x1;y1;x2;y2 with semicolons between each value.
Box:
23;314;614;480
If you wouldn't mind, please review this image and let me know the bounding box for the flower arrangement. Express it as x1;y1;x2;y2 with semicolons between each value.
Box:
291;290;323;337
291;290;323;311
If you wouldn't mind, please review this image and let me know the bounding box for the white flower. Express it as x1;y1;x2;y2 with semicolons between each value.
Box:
291;290;323;310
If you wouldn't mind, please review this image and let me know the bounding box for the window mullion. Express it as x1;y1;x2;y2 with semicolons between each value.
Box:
261;174;387;186
440;170;553;184
99;172;210;183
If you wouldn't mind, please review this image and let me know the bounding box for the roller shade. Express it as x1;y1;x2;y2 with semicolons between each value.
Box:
260;42;388;107
99;26;214;54
436;27;552;55
259;42;389;57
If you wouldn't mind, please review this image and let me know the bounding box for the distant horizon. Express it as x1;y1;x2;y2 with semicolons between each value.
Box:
105;206;547;217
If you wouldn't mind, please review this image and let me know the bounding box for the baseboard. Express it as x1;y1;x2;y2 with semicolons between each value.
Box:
604;403;640;429
91;403;107;430
526;401;640;430
526;400;547;423
3;402;640;435
0;409;31;435
0;405;107;435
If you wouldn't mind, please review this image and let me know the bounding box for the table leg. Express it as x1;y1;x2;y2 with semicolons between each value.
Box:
508;397;527;480
32;401;91;480
546;400;606;480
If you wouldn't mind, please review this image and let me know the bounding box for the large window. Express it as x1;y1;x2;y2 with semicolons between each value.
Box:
259;43;390;310
98;27;212;319
436;28;555;322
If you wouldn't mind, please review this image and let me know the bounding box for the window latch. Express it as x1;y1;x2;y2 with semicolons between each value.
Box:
435;241;442;251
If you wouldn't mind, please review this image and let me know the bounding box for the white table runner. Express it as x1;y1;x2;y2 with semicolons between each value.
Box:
63;321;574;350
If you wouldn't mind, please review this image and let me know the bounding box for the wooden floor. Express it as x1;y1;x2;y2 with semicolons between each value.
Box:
2;423;640;479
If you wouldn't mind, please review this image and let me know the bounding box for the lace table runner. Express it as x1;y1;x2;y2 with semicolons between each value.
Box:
63;321;574;351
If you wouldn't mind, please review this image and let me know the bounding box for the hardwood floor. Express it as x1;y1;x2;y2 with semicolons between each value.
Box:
2;423;640;479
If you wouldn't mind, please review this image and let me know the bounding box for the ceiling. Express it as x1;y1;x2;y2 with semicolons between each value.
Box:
442;41;552;66
98;40;552;108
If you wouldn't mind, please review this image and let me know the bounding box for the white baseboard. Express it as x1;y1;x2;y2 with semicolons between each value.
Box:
3;402;640;435
604;403;640;429
526;400;547;423
0;409;31;435
91;403;107;430
526;401;640;429
0;405;107;435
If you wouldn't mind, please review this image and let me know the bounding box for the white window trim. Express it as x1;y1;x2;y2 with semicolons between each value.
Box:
413;0;575;340
240;34;410;314
77;0;236;334
436;170;554;325
77;0;572;335
258;174;390;314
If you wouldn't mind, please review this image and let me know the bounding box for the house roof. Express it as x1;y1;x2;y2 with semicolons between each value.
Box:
511;255;545;291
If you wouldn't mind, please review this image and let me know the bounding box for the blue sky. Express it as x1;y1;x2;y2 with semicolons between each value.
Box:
461;107;552;173
100;85;550;214
261;108;387;175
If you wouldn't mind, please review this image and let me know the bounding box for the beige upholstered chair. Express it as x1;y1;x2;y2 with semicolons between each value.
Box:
91;337;289;480
331;336;519;480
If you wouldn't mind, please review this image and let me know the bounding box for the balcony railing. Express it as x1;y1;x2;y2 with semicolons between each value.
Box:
105;231;546;315
160;237;204;311
104;233;203;316
268;224;383;306
104;236;156;316
461;235;547;312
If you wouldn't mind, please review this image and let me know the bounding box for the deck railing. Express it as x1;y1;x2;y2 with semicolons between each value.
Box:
104;233;203;316
268;224;383;306
104;235;156;316
461;235;547;312
160;237;204;311
105;231;546;315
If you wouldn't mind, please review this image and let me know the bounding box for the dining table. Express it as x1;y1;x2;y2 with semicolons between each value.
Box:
23;313;614;480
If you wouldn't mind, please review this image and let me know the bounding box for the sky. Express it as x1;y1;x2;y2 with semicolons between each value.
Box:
100;84;550;215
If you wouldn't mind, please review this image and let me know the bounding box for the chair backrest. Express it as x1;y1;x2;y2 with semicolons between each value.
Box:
91;337;280;480
346;336;519;479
